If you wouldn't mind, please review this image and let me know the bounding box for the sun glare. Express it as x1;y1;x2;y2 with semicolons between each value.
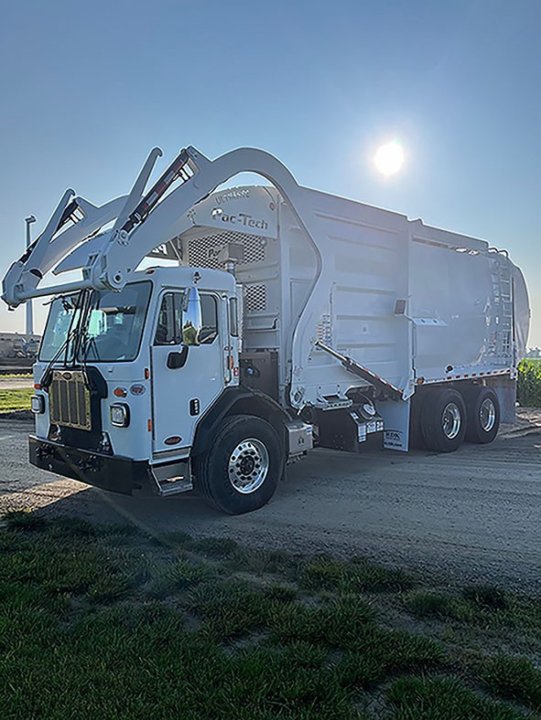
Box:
374;141;404;176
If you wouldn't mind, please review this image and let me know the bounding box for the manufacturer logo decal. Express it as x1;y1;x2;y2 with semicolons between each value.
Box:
211;208;268;231
213;189;250;203
130;384;146;396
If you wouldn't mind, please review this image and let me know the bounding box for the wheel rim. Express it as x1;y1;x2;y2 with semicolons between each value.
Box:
442;402;462;439
479;397;496;432
228;438;269;494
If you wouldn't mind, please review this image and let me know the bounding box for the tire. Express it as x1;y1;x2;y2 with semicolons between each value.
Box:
420;387;466;453
465;387;500;444
194;414;283;514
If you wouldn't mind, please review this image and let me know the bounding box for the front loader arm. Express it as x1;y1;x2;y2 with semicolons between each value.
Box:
1;145;164;307
2;195;127;307
1;144;333;410
2;145;323;302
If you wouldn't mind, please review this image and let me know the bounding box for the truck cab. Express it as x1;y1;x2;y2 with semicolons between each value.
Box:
30;264;311;513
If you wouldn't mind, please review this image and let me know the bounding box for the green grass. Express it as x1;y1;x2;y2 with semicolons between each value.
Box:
300;555;416;594
0;387;33;412
0;511;539;719
481;655;541;711
518;358;541;407
0;372;33;378
404;585;509;623
405;590;475;622
387;676;525;720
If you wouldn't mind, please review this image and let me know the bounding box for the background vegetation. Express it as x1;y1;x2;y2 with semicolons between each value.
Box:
0;387;32;412
518;359;541;407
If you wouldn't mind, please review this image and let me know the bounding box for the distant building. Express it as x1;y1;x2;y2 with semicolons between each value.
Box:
0;332;41;361
525;347;541;359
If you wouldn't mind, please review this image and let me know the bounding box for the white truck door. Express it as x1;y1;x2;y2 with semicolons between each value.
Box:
150;290;224;454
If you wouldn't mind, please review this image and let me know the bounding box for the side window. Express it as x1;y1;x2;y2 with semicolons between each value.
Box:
229;297;239;337
154;292;218;345
154;293;182;345
200;295;218;344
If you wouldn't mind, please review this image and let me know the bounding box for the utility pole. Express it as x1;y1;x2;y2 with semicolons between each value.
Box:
24;215;36;336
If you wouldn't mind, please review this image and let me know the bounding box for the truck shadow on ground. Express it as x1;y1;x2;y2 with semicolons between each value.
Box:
15;446;401;533
3;418;541;592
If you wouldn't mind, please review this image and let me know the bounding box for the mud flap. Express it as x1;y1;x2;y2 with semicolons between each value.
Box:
376;398;411;451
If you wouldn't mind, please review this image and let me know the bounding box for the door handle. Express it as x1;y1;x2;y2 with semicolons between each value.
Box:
167;346;189;369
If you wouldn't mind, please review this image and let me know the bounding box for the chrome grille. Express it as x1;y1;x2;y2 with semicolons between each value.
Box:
49;370;91;430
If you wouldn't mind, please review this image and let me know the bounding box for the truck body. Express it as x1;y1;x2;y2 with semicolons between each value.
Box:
2;146;530;513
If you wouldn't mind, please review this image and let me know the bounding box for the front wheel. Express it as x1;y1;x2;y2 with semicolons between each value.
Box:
194;415;283;514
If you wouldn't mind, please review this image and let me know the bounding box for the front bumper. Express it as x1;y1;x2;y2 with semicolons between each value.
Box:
29;436;157;496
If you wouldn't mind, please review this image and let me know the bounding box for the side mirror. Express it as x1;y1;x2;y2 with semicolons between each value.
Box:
182;286;203;346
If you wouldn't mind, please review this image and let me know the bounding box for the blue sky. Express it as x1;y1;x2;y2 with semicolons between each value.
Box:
0;0;540;345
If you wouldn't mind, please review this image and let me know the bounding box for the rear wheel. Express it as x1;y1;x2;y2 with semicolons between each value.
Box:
194;414;283;514
465;387;500;444
420;387;466;452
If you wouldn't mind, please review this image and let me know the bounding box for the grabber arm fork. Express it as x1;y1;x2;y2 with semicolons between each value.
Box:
1;146;163;308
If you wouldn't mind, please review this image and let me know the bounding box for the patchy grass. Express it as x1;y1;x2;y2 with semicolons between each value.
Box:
405;590;475;622
300;555;416;594
226;545;301;577
0;387;33;412
387;676;525;720
403;585;541;653
0;512;539;719
263;583;298;603
4;508;47;531
481;655;541;711
463;584;508;611
188;535;240;558
147;559;213;599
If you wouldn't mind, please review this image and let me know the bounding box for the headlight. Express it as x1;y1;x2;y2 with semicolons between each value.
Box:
31;395;45;414
110;403;130;427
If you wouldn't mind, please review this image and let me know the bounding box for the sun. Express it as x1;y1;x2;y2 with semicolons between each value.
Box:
374;141;404;176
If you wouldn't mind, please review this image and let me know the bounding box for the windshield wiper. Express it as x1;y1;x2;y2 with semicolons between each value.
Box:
40;325;78;388
77;290;101;368
81;333;100;362
40;291;84;387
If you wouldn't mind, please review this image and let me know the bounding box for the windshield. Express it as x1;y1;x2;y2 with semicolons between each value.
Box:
39;282;152;363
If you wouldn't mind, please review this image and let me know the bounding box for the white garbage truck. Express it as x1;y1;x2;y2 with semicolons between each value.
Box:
2;145;530;513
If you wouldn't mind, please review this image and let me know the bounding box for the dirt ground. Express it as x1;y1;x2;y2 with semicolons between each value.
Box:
1;409;540;592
